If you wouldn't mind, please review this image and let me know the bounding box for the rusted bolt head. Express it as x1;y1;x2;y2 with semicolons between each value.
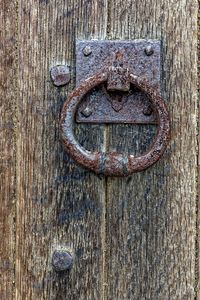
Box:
81;107;92;117
52;250;73;272
143;105;153;116
144;45;154;56
82;46;92;56
50;65;70;86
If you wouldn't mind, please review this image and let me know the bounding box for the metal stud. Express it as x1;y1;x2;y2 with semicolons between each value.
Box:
50;65;70;86
144;45;154;56
143;105;153;116
52;250;73;272
81;107;92;117
82;46;92;56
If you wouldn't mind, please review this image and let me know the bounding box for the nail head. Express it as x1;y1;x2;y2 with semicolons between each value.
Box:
52;250;73;272
143;105;153;116
144;45;154;56
82;46;92;56
50;65;70;86
81;107;92;117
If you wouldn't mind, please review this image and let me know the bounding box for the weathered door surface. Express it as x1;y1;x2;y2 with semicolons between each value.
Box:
0;0;198;299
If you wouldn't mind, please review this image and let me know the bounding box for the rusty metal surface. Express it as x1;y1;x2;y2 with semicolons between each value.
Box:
61;71;170;176
76;40;161;124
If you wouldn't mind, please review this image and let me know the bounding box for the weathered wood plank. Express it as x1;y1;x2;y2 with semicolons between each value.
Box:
106;1;198;299
16;0;107;299
197;7;200;299
0;1;17;299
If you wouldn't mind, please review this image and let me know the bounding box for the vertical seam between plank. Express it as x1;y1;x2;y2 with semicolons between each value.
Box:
15;0;20;297
195;4;200;298
106;0;112;40
102;176;108;300
14;0;19;298
102;126;110;300
102;1;112;298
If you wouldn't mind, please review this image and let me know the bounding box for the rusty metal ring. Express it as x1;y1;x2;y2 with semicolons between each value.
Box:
61;72;170;176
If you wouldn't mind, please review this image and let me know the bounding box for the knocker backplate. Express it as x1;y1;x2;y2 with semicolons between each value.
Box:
76;39;161;124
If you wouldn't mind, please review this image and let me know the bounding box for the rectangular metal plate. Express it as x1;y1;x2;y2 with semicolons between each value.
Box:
76;40;161;124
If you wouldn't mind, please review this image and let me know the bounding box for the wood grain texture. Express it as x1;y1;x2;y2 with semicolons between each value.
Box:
16;0;107;299
0;0;198;299
106;1;198;299
0;0;17;299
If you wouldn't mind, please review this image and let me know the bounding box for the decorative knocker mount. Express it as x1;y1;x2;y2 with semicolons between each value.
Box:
61;40;170;176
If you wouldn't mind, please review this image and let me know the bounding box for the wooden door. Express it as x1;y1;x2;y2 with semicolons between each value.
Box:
0;0;198;299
